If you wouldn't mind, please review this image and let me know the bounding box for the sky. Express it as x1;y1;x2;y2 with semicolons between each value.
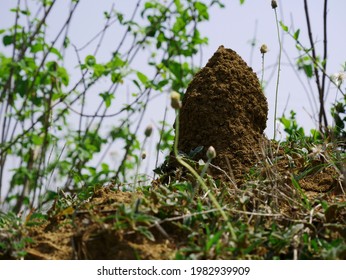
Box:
0;0;345;193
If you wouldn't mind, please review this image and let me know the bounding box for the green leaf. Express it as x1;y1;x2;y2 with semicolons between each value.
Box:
20;9;31;16
31;43;44;53
111;72;122;83
50;47;63;60
63;37;70;48
32;134;43;145
279;21;289;32
279;116;291;130
99;92;114;108
3;35;13;46
291;176;311;210
137;226;155;241
206;231;223;251
93;64;105;77
194;2;209;21
85;55;96;66
293;29;300;40
303;64;313;78
101;163;109;172
239;0;245;4
136;71;148;84
57;66;69;86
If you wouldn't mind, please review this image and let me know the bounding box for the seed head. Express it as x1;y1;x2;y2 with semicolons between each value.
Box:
170;91;182;110
206;146;216;160
271;0;278;9
144;124;153;137
332;72;346;87
260;44;268;54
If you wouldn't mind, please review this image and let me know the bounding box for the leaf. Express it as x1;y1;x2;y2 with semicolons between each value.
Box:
99;92;114;108
57;66;69;86
194;2;209;20
137;226;155;241
3;35;13;46
293;29;300;40
111;72;122;83
303;64;313;78
85;55;96;66
93;64;105;77
31;43;44;53
154;79;169;90
278;116;291;130
239;0;245;4
189;146;204;158
32;134;43;145
101;163;109;172
279;21;289;32
136;71;148;84
63;37;70;48
206;231;222;251
132;79;142;91
291;176;311;210
50;47;63;60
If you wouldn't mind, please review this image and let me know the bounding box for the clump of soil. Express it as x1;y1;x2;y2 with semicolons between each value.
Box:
175;45;268;182
24;187;176;260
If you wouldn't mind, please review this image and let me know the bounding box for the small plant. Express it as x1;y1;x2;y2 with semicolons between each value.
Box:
278;110;305;142
331;92;346;144
0;211;32;259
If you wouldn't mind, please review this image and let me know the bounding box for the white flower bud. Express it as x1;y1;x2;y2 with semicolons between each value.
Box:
206;146;216;160
170;91;182;110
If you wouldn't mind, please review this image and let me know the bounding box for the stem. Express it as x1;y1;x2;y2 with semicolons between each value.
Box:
173;109;237;241
134;137;148;190
303;0;328;132
261;53;265;88
273;8;282;140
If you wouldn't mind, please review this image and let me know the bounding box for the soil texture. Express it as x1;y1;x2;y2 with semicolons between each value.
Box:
172;45;268;182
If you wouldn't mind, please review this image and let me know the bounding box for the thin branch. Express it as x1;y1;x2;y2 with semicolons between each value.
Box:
303;0;328;131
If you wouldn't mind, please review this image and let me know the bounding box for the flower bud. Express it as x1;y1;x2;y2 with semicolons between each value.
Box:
271;0;278;9
144;124;153;137
206;146;216;160
260;44;268;54
170;91;182;110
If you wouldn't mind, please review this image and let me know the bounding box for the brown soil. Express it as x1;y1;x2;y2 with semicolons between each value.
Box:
25;187;176;260
167;45;340;192
171;45;268;182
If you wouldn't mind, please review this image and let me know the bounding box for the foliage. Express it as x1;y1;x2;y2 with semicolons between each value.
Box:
0;0;224;212
278;110;305;142
331;93;346;141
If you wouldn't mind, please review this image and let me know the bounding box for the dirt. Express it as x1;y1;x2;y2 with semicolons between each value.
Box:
168;45;340;192
25;187;176;260
171;45;268;182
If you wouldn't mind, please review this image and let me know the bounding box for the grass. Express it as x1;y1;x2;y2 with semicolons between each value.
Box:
0;133;345;260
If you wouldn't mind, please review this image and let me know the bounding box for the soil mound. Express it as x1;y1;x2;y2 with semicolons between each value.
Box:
176;45;268;182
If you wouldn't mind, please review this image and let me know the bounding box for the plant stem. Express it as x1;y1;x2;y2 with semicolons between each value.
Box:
273;8;282;141
261;53;265;88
